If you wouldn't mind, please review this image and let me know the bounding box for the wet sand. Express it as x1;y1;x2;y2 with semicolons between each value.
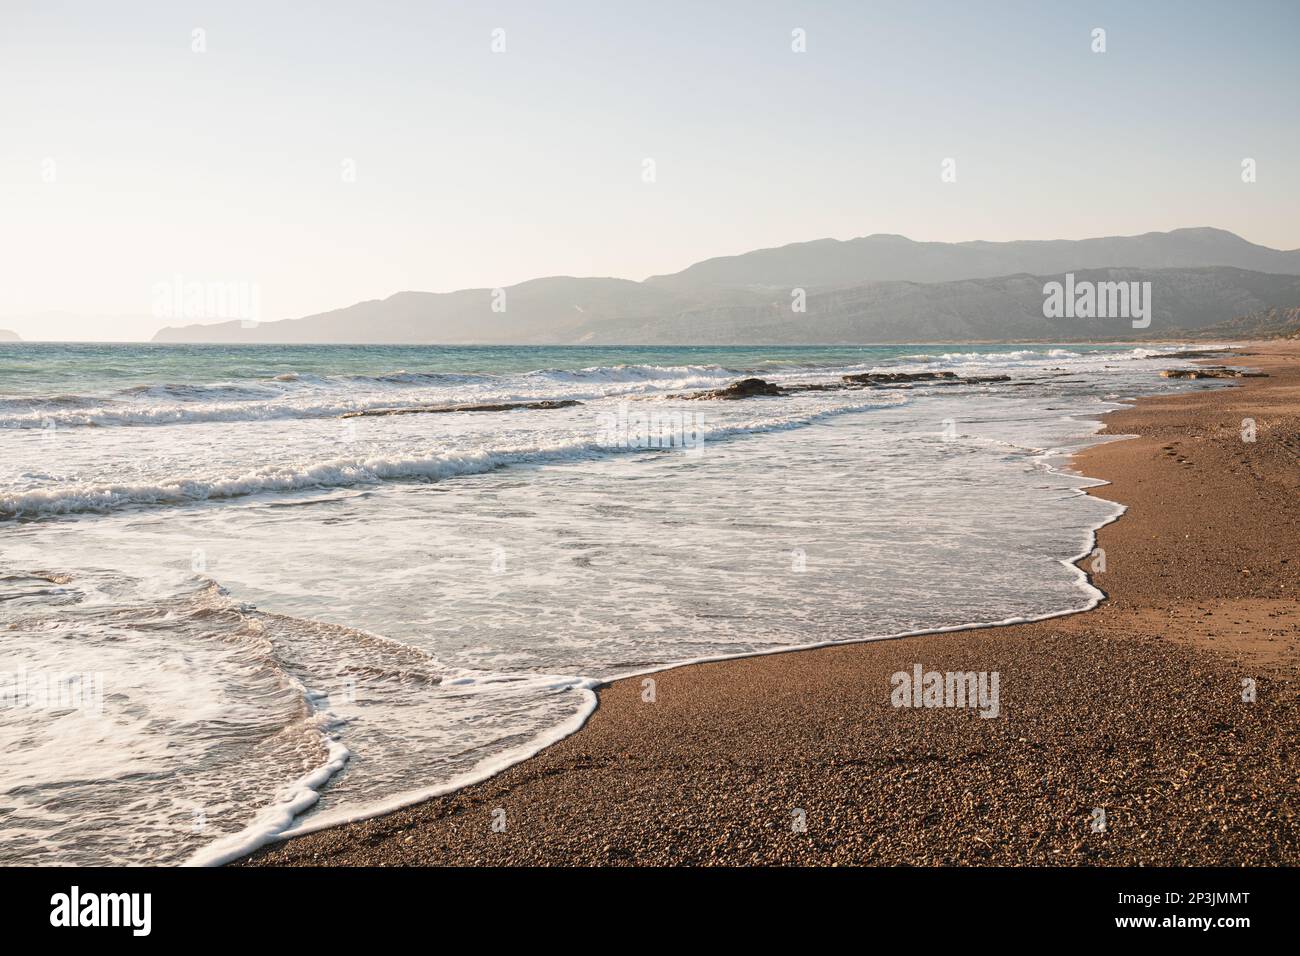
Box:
243;342;1300;866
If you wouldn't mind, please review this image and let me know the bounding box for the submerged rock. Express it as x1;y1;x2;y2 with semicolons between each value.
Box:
841;371;960;385
342;399;582;418
1146;349;1234;360
839;371;1010;387
951;374;1012;385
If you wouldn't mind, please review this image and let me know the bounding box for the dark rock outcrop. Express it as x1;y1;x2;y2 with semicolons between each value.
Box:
1160;368;1267;379
841;371;959;385
679;372;1014;400
1145;349;1234;360
680;378;786;400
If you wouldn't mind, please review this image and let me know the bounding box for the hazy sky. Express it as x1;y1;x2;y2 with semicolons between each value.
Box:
2;0;1298;340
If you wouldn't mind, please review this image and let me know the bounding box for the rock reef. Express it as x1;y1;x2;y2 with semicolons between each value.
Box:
677;371;1012;400
1160;367;1266;379
342;399;582;418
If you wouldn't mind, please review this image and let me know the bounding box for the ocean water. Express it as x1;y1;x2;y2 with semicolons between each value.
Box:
0;342;1219;865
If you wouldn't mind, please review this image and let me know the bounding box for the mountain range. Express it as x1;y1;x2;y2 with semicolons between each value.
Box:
153;227;1300;345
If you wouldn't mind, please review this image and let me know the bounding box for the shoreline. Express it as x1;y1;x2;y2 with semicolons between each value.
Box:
197;369;1123;866
242;341;1300;866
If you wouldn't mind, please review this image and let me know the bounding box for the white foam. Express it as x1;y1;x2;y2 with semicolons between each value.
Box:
186;732;351;867
187;676;600;866
193;443;1127;866
0;350;1173;430
0;364;744;429
0;395;902;518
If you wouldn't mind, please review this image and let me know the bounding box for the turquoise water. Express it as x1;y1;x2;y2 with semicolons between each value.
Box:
0;342;1145;398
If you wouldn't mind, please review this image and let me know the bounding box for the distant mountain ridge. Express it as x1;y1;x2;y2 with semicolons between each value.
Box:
162;278;686;345
644;227;1300;292
570;267;1300;344
153;228;1300;345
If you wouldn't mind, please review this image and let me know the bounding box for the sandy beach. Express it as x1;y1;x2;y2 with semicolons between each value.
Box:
243;341;1300;867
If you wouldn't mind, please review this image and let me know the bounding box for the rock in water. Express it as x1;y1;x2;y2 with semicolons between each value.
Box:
682;378;786;400
841;371;960;385
342;399;583;418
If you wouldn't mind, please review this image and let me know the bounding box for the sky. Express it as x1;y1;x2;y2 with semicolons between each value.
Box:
1;0;1298;340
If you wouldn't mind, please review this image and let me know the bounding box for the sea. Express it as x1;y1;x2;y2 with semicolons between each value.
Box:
0;342;1220;865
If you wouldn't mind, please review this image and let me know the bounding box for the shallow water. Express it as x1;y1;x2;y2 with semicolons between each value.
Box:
0;343;1217;864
